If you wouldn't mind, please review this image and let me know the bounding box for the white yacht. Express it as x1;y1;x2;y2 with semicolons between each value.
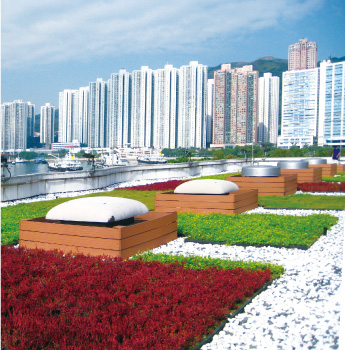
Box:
48;153;83;172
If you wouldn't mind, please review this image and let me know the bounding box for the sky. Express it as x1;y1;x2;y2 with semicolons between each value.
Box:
2;0;345;111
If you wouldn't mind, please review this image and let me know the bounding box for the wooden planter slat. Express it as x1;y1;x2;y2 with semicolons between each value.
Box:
154;189;258;215
309;164;337;177
228;175;297;196
20;212;177;259
336;164;345;173
20;221;176;251
20;231;177;259
155;195;257;211
280;168;322;183
155;188;256;203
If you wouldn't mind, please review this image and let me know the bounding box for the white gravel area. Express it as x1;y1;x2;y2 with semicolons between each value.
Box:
2;178;344;349
151;208;344;350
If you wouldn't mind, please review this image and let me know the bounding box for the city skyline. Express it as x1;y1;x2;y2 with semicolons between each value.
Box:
2;0;345;109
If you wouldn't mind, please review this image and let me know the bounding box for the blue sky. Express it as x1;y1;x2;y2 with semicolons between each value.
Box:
2;0;345;110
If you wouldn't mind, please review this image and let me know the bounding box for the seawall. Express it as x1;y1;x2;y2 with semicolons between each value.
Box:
1;157;332;202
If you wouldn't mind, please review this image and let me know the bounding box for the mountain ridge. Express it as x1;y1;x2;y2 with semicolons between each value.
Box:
207;56;345;79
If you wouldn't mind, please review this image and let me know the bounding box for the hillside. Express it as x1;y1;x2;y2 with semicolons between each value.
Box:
207;56;288;79
207;55;345;79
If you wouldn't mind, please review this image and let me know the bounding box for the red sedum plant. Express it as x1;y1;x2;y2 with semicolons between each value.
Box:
298;182;345;192
120;180;187;191
2;246;270;350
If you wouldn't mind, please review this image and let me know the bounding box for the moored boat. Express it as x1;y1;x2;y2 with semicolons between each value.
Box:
97;152;129;168
137;151;167;164
34;157;48;164
48;153;83;172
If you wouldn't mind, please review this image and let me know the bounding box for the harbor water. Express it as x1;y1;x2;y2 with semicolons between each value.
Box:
3;160;94;177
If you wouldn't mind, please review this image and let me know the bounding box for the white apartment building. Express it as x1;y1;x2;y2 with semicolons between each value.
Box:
107;70;131;148
258;73;280;145
278;68;319;148
88;79;108;148
131;66;153;148
78;87;89;145
152;64;178;149
178;61;207;149
318;60;345;147
40;103;55;147
206;79;214;146
1;100;32;151
58;89;79;143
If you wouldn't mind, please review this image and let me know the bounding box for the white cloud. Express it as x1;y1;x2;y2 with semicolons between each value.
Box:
2;0;325;68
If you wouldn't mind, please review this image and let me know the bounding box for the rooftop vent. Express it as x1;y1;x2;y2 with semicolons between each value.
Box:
277;161;309;169
45;197;149;224
241;165;281;177
305;158;327;165
174;179;239;194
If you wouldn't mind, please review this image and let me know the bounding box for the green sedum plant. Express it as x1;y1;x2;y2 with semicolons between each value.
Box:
177;212;338;248
134;251;284;279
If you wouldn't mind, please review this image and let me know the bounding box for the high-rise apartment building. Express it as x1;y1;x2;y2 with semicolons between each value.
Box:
178;61;207;149
55;62;210;150
258;73;280;144
212;64;258;146
288;38;317;71
1;100;31;151
278;68;319;148
107;70;131;148
58;89;79;143
131;66;153;148
88;79;108;148
78;86;89;145
206;79;214;146
40;103;55;147
27;102;35;138
152;64;178;149
318;60;345;147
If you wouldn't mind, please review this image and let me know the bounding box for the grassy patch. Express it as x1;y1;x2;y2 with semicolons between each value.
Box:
323;175;345;182
258;194;345;210
134;251;284;279
177;212;337;248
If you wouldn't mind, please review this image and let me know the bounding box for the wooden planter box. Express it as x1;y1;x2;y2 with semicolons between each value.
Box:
309;164;337;177
336;164;345;173
20;211;177;259
228;175;297;196
280;167;322;183
154;189;258;215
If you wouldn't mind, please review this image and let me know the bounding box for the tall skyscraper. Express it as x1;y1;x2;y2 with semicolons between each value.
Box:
107;70;131;148
288;38;317;71
88;79;108;148
177;61;207;149
318;60;345;147
212;64;258;146
258;73;280;144
212;64;231;145
131;66;153;148
27;102;35;138
40;103;55;147
206;79;214;146
78;86;89;145
58;89;79;143
1;100;30;151
152;64;178;149
278;68;319;148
